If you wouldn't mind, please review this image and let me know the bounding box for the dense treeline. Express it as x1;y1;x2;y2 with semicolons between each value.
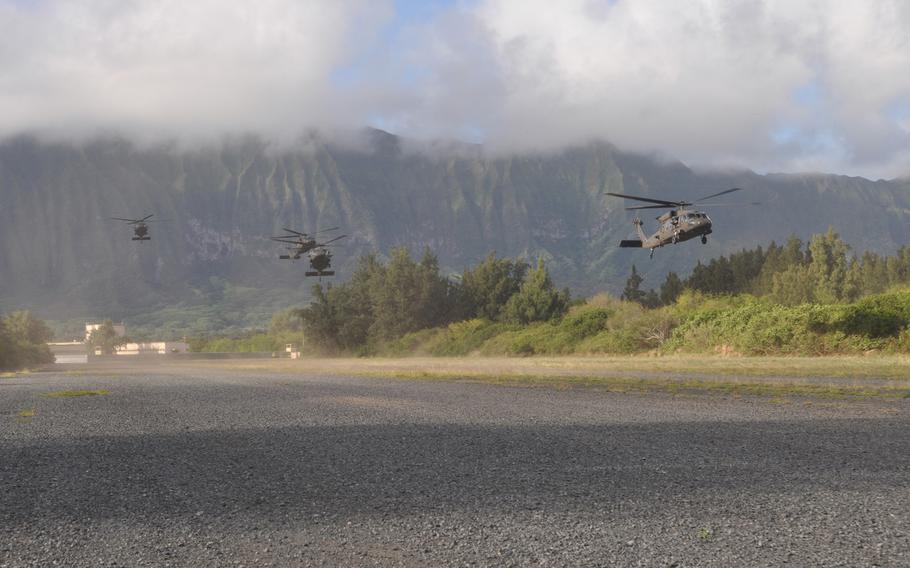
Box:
626;228;910;306
297;248;569;353
191;229;910;357
0;311;54;370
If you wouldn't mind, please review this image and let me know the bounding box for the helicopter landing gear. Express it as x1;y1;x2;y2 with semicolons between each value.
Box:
701;235;708;244
672;231;680;244
649;248;655;259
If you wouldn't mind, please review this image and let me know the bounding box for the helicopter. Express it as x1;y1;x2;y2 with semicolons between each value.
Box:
110;215;164;241
305;246;337;277
271;227;346;277
606;188;752;258
270;227;345;260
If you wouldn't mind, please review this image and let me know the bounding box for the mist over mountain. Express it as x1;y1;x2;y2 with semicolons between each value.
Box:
2;128;910;336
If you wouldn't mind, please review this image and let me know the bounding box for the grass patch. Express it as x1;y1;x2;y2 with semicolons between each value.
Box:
181;354;910;381
353;370;910;399
18;409;36;418
44;389;110;398
0;370;30;378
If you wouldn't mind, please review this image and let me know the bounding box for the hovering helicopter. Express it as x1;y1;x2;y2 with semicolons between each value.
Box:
110;215;164;241
271;227;346;277
606;188;753;258
305;246;337;278
270;227;345;260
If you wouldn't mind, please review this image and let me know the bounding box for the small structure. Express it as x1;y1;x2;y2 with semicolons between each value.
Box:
285;343;301;359
116;342;190;356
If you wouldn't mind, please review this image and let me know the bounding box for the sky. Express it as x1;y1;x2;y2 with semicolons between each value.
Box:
1;0;910;179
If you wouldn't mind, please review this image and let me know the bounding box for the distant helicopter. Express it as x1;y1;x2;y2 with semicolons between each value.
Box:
270;227;344;259
305;246;337;278
111;215;165;241
606;188;754;258
271;227;346;277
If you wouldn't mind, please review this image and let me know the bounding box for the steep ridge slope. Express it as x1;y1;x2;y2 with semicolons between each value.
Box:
2;129;909;332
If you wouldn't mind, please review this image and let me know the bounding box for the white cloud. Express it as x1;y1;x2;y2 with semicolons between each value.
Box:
0;0;389;144
1;0;910;177
378;0;910;178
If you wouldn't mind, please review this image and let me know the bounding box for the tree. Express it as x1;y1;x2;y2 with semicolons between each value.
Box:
621;264;646;304
659;272;684;305
369;248;453;342
298;284;342;351
503;258;570;324
641;289;662;309
4;311;53;345
459;252;529;321
0;318;14;370
1;311;54;368
414;248;455;329
770;264;814;305
86;320;127;355
808;227;851;303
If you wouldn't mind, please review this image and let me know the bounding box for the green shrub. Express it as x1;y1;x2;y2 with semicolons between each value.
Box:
838;290;910;337
665;295;904;355
426;320;518;356
379;328;443;356
560;307;612;341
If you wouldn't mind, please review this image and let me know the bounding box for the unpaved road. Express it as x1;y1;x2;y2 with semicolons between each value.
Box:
2;363;909;566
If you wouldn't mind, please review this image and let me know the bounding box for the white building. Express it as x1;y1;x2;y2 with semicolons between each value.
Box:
116;342;189;355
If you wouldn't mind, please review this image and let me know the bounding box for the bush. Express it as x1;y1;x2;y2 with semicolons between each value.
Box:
664;295;904;355
837;290;910;337
0;311;55;370
426;320;519;356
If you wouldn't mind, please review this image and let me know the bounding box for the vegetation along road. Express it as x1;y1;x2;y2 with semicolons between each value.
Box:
2;360;909;566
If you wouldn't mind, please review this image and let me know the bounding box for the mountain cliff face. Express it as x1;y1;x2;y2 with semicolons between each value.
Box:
2;129;910;333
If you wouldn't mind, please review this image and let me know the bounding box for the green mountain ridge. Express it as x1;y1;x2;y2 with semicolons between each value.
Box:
2;129;910;336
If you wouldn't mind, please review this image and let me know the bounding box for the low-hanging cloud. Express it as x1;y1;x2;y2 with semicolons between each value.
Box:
384;0;910;178
1;0;910;178
0;0;389;145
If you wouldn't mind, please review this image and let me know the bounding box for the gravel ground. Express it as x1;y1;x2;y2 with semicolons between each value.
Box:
1;364;909;567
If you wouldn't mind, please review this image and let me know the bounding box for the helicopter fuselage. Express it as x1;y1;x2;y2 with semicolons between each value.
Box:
278;238;317;259
304;247;334;277
131;223;150;241
647;208;712;247
621;209;713;256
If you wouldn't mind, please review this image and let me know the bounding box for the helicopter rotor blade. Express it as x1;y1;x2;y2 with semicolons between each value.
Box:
318;235;347;246
625;204;676;211
693;187;742;203
110;217;141;224
271;237;303;244
694;201;762;207
314;227;340;234
281;227;308;236
140;214;154;222
605;192;682;207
